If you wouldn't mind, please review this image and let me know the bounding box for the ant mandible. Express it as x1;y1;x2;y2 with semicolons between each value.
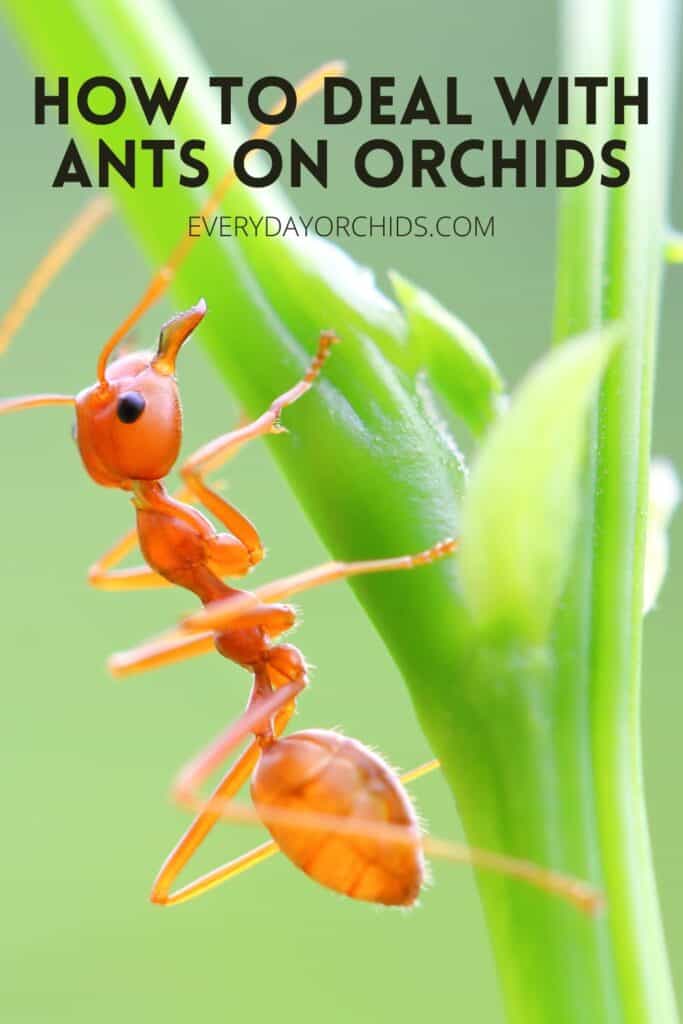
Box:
0;66;601;914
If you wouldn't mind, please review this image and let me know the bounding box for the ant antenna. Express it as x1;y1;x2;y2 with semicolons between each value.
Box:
95;61;346;383
0;196;112;356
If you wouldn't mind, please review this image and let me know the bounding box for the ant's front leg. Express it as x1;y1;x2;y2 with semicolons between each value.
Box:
179;331;339;566
88;524;170;592
88;482;253;593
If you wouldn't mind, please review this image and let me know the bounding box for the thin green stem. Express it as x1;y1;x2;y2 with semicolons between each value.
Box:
552;0;679;1020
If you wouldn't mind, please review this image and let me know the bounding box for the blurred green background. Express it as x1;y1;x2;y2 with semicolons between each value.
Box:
0;2;681;1022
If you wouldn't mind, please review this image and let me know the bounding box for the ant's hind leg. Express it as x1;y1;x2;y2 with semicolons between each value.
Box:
172;754;601;913
158;759;442;906
151;684;300;907
179;331;340;565
151;736;265;907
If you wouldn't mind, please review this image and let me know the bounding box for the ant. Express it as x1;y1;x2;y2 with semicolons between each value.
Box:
0;66;601;914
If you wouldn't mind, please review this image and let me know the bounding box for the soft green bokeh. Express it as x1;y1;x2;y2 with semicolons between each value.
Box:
0;3;680;1023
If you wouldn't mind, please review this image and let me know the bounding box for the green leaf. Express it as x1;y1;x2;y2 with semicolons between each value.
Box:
459;328;618;643
389;270;504;435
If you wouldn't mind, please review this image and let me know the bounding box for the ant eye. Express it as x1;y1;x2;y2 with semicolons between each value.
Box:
116;392;147;424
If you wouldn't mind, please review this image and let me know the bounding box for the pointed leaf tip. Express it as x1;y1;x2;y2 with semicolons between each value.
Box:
459;326;621;643
389;271;504;436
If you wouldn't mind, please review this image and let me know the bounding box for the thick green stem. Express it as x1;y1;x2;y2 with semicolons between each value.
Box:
404;0;680;1020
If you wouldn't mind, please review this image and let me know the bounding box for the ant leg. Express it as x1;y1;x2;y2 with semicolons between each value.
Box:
151;738;264;907
108;603;296;679
154;760;441;906
174;756;601;914
400;759;441;783
180;331;339;566
109;628;217;679
87;483;252;592
151;681;301;906
88;525;169;592
0;197;113;355
159;742;602;915
184;537;458;634
156;840;281;905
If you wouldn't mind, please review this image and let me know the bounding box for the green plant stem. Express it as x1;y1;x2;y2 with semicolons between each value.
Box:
552;0;679;1020
402;2;680;1020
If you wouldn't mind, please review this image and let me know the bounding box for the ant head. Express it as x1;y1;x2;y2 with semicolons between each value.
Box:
74;300;206;489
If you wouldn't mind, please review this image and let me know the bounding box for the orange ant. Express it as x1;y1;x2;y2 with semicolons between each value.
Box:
0;66;602;914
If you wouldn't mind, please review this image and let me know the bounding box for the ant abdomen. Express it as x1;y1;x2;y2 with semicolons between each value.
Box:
251;729;424;906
